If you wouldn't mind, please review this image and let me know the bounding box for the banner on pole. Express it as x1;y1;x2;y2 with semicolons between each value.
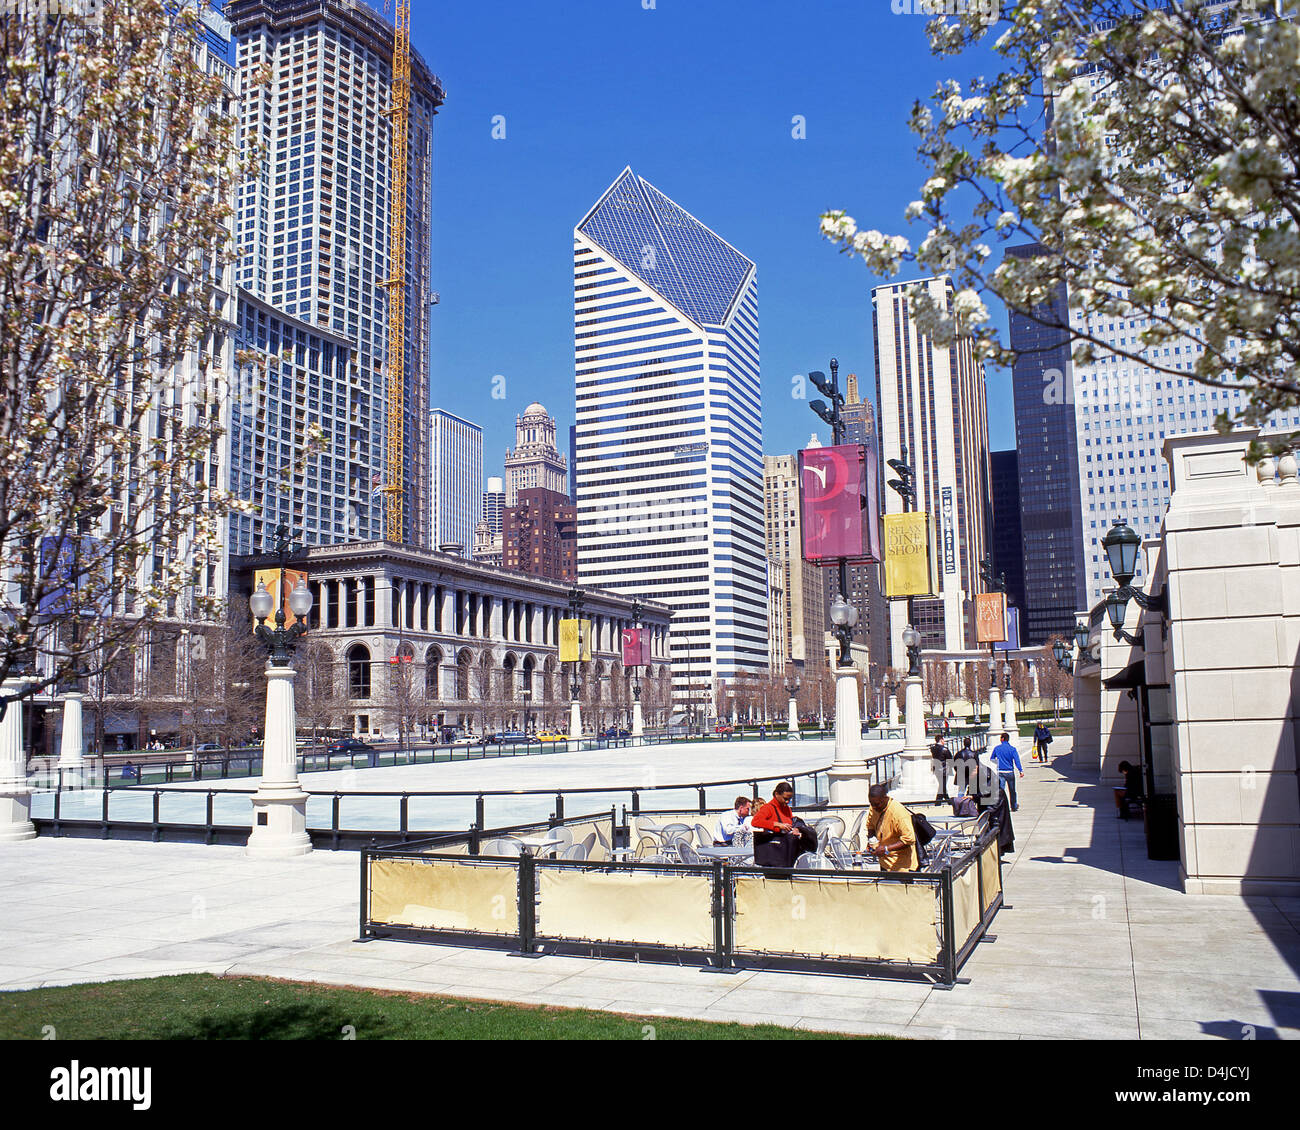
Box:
621;627;650;667
883;512;935;597
975;592;1008;643
798;443;881;565
994;605;1021;651
559;618;592;662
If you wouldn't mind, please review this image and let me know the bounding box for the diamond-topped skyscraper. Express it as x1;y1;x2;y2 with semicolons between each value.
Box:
573;169;767;717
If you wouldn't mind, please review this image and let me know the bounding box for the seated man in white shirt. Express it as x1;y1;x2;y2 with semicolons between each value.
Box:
714;796;753;846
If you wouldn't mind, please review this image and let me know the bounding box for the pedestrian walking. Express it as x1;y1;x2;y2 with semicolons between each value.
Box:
1032;721;1052;763
990;731;1024;812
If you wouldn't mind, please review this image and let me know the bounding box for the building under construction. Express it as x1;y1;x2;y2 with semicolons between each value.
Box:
227;0;444;552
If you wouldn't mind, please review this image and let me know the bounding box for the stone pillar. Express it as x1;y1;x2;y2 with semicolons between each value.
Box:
1161;429;1300;894
887;693;900;728
632;699;644;745
894;674;936;802
787;695;799;737
828;666;869;806
0;679;35;842
568;697;583;751
56;689;86;789
247;664;311;858
1003;686;1018;737
988;676;1003;737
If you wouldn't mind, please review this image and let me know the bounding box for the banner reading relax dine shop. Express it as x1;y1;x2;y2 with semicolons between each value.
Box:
559;618;592;662
883;512;934;597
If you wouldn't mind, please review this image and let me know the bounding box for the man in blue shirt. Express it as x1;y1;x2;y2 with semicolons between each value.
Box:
990;731;1024;812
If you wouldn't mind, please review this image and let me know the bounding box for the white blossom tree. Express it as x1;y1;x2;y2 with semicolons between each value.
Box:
822;0;1300;457
0;1;251;710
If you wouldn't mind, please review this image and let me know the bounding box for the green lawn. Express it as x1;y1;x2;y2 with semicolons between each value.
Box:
0;974;878;1040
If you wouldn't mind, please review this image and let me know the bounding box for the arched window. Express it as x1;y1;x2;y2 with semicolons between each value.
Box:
347;644;371;700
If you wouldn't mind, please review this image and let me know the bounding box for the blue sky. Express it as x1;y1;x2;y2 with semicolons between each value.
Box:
364;0;1015;478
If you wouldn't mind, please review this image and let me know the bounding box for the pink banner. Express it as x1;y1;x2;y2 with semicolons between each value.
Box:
622;627;650;667
798;443;881;564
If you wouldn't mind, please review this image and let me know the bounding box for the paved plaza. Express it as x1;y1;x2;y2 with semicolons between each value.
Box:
3;737;1299;1039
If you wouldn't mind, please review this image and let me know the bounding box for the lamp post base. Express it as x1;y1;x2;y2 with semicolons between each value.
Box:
828;668;869;806
247;787;312;858
632;701;644;746
893;675;938;803
56;691;86;790
568;700;583;752
1003;692;1018;737
0;791;36;842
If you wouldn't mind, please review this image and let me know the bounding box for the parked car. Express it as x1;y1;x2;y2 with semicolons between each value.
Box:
327;737;374;756
451;735;477;747
537;731;568;742
500;730;527;742
601;726;630;739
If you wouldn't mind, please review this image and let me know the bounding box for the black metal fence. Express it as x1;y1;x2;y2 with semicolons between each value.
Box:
360;826;1004;986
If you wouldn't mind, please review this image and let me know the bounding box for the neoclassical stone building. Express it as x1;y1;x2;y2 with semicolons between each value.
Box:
231;541;672;738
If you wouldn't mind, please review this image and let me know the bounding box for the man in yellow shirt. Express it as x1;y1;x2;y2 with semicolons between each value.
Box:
865;784;918;872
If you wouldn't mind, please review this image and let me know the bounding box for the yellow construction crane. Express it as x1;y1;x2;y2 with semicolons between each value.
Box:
382;0;410;543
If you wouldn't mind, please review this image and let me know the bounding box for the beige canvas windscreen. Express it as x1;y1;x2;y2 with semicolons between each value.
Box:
733;874;940;964
369;858;518;934
535;869;714;949
979;842;1001;914
952;860;981;948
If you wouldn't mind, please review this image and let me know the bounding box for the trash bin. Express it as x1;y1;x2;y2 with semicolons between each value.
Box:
1143;793;1180;861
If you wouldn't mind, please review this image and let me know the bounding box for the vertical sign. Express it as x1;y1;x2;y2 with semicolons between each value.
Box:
798;443;881;564
994;606;1021;651
560;618;592;662
941;487;956;574
975;592;1008;643
883;512;934;597
621;627;650;667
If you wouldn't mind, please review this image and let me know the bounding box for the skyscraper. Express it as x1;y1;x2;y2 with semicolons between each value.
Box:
990;449;1027;621
503;488;577;581
874;277;992;668
430;410;481;554
482;476;505;538
1004;242;1085;643
228;0;444;549
573;168;767;712
504;402;568;506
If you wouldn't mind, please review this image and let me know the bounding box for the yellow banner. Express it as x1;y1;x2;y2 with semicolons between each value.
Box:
559;618;592;662
253;567;309;630
883;513;933;597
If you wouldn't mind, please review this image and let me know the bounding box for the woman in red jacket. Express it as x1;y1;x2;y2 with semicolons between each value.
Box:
751;782;817;868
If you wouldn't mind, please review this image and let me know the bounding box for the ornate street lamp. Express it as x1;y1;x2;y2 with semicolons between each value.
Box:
245;523;313;858
829;592;859;666
1073;621;1090;653
1100;518;1168;640
1052;638;1069;666
902;625;921;678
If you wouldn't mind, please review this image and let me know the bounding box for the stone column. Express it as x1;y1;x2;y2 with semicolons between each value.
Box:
894;673;935;802
632;698;644;745
987;672;1003;737
828;666;869;805
247;664;312;858
1003;684;1018;737
56;689;86;789
887;692;900;728
0;679;35;842
787;694;800;737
